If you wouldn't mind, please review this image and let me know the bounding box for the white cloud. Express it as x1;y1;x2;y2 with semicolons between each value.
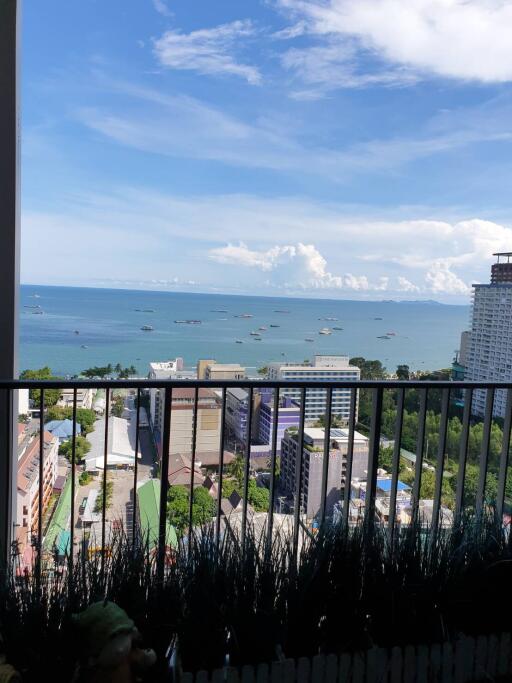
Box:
209;242;387;291
276;0;512;84
152;0;172;18
281;40;418;95
22;186;512;299
425;262;470;295
397;277;420;293
153;20;261;84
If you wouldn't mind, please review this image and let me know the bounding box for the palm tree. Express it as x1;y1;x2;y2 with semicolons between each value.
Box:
229;454;245;488
114;363;122;375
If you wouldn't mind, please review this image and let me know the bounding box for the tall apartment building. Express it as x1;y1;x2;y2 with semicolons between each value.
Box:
464;253;512;417
197;359;246;381
267;356;360;423
226;388;249;443
148;358;192;436
280;427;369;519
258;396;301;453
17;426;59;546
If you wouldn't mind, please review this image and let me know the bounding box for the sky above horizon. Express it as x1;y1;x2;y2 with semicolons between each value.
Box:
21;0;512;303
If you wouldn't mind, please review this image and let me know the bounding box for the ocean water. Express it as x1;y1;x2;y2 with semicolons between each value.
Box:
20;285;470;377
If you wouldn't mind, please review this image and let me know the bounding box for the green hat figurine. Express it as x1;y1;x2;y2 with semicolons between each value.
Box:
72;601;156;683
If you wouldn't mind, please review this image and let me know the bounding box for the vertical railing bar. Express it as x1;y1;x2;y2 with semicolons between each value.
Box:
266;387;280;557
496;388;512;521
37;388;45;584
241;387;254;551
388;388;405;536
157;388;172;581
292;387;307;559
319;387;333;527
101;388;110;577
69;387;77;572
364;387;383;526
475;387;495;518
132;387;141;547
188;386;200;542
411;387;428;514
455;387;473;521
342;388;357;527
431;388;450;537
215;388;227;550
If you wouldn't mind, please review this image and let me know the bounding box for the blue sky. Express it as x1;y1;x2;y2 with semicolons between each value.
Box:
21;0;512;302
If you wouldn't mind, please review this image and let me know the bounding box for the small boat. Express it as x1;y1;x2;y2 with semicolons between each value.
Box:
74;330;80;335
143;309;155;312
319;328;332;335
325;317;338;321
141;325;154;331
32;294;41;298
377;335;390;339
250;331;261;336
134;308;142;312
386;331;396;336
270;324;280;328
217;318;228;321
24;305;40;309
333;327;343;331
81;345;88;349
274;310;290;313
374;317;383;320
305;338;314;342
32;311;43;315
238;313;253;318
211;309;228;313
258;326;267;331
254;337;262;341
235;340;243;344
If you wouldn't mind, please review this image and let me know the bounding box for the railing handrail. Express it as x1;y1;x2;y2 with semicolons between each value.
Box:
3;378;512;390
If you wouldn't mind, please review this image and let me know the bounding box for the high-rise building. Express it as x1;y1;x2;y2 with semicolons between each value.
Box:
279;427;369;519
464;253;512;417
198;360;246;381
267;356;360;422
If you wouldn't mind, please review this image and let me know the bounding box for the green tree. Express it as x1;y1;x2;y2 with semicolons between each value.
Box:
79;471;92;486
114;363;122;375
396;364;410;380
82;364;113;378
20;367;61;407
229;454;245;487
59;435;91;463
379;446;394;472
192;487;216;525
167;485;190;531
111;396;125;417
257;366;268;376
247;479;270;512
94;479;114;512
349;357;387;380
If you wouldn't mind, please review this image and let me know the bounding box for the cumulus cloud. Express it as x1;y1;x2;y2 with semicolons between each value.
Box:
397;277;420;293
425;262;471;295
209;242;388;291
153;20;261;84
276;0;512;84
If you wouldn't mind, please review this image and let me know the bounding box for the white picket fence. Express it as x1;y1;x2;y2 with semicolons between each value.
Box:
181;633;512;683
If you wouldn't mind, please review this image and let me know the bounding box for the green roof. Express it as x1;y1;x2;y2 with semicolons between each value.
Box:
56;530;71;557
44;475;72;552
137;479;177;549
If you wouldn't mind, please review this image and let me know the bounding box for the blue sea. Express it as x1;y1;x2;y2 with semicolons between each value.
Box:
20;285;470;377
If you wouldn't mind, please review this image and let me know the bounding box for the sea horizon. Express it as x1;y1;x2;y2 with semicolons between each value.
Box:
20;284;470;377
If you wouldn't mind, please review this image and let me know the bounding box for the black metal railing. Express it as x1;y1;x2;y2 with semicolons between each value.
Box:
2;378;512;578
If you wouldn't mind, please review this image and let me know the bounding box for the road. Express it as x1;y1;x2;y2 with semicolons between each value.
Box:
70;398;157;546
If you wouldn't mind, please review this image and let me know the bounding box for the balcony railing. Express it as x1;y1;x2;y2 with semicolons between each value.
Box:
1;378;512;577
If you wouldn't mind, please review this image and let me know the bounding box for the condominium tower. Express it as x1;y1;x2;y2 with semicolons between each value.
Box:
267;355;360;423
463;253;512;418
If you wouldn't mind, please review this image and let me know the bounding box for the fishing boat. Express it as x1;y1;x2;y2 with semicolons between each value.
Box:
142;309;155;312
235;340;243;344
325;317;338;321
377;335;390;339
250;331;261;336
386;331;396;336
319;328;332;335
211;309;228;313
32;311;43;315
81;345;88;349
305;338;315;342
235;313;253;318
270;324;280;328
74;330;80;335
258;326;267;331
274;310;290;313
333;326;343;331
374;317;383;320
24;305;40;309
141;325;154;331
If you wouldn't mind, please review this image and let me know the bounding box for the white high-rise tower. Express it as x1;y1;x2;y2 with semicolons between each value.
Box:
465;253;512;418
